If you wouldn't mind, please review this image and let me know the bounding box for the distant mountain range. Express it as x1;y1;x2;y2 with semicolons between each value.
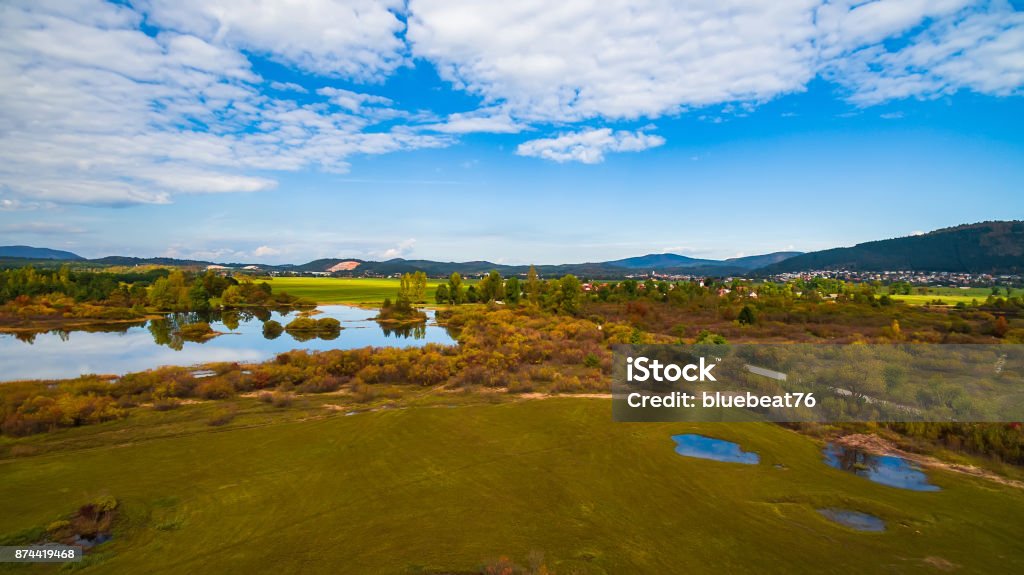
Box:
285;251;802;278
2;221;1021;276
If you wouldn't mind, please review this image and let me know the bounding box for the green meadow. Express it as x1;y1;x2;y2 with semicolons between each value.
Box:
261;277;466;305
888;287;993;306
2;398;1023;574
265;277;1000;308
889;294;978;306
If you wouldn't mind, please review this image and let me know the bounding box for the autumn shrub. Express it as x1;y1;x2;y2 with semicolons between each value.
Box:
176;322;214;340
506;377;534;393
285;317;319;332
271;392;294;408
152;398;181;411
350;380;377;403
197;379;234;400
262;319;284;338
317;317;341;332
296;375;345;393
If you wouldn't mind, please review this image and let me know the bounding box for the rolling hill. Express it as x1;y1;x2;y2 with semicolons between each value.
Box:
757;221;1024;274
0;245;83;260
4;221;1019;276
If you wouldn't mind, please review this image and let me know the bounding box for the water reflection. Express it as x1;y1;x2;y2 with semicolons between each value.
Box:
817;508;886;532
823;443;940;491
0;305;456;381
671;434;760;464
379;322;427;339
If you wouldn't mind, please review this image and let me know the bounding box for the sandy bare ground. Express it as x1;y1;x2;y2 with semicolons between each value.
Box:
835;433;1024;490
518;392;613;400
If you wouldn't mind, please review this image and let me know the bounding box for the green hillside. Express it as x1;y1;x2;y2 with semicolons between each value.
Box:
759;221;1024;274
2;398;1023;574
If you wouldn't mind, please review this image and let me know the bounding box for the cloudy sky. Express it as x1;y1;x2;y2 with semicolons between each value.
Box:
1;0;1022;264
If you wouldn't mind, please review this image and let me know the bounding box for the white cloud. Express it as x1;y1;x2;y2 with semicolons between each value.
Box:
270;81;308;93
0;222;88;235
408;0;822;122
825;4;1024;106
662;246;699;254
516;128;664;164
134;0;408;80
253;245;282;257
2;0;1023;203
380;238;417;259
0;0;450;206
407;0;1024;121
423;107;525;134
814;0;973;58
162;245;246;261
317;87;393;111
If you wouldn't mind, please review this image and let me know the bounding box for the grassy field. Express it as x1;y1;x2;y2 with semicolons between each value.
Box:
2;397;1023;574
882;287;993;306
265;277;1003;308
262;277;458;305
889;294;980;306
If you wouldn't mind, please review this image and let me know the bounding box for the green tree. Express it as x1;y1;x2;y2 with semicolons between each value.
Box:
738;305;757;325
399;273;413;302
555;274;582;315
447;272;463;304
411;271;427;303
479;270;505;302
505;276;521;304
434;283;449;304
526;265;541;305
188;282;211;312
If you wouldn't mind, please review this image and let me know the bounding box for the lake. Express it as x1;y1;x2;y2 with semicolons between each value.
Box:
0;306;456;382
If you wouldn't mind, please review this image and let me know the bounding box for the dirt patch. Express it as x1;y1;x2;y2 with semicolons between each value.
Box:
921;556;960;571
518;392;613;400
327;261;361;272
835;434;1024;490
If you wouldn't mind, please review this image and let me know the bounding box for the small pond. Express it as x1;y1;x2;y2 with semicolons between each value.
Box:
824;443;940;492
0;305;456;381
671;434;760;464
817;508;886;532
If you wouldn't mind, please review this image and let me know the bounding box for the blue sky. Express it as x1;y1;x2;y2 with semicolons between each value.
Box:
1;0;1023;264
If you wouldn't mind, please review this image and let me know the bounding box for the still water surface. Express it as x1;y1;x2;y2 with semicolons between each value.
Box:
671;434;761;464
824;443;940;491
0;306;455;381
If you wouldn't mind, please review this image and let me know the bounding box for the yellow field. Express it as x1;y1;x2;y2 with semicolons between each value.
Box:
262;276;456;305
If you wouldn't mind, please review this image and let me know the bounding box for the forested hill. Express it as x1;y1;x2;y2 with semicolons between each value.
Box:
757;221;1024;274
0;245;83;260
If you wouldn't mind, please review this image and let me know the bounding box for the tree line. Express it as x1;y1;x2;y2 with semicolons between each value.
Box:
0;266;308;316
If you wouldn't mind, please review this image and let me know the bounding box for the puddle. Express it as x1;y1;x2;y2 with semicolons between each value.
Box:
671;434;760;464
73;533;112;549
817;508;885;532
824;443;939;491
